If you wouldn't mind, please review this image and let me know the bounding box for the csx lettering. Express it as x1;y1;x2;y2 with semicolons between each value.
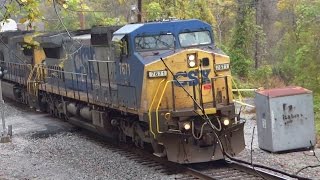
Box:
174;69;211;86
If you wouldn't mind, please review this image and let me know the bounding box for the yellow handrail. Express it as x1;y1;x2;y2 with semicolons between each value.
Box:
34;65;42;96
27;65;36;93
26;64;44;96
155;80;172;134
148;79;166;138
229;75;243;102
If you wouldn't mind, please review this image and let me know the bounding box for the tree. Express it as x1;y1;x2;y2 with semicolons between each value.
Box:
208;0;237;45
145;2;162;20
276;0;320;91
1;0;67;25
227;0;256;77
0;0;128;30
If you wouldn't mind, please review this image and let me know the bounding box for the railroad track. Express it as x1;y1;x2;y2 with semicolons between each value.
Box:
5;99;309;180
180;161;289;180
76;130;306;180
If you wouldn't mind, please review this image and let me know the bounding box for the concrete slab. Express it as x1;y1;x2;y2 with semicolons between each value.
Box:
1;100;76;138
0;136;11;143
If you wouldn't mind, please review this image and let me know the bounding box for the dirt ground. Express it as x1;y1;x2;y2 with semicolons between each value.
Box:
0;100;319;179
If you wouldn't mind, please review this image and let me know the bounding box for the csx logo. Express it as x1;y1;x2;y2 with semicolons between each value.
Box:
174;69;211;86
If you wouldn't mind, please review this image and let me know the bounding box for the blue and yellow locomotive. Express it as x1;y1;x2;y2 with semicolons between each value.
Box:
0;19;245;163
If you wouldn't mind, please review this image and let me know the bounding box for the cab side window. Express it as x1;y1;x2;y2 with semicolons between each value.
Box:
121;38;128;56
113;36;129;60
114;41;122;58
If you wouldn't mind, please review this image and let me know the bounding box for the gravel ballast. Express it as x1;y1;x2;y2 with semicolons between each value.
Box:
238;102;320;179
0;100;319;179
0;101;173;180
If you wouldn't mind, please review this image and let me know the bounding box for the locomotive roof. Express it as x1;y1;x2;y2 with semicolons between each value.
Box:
0;30;34;44
113;19;211;39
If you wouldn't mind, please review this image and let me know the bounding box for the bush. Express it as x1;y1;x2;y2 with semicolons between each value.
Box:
314;94;320;136
248;66;286;89
228;49;253;78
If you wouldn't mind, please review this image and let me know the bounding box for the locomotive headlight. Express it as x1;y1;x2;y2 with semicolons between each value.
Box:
189;60;196;67
223;118;230;126
187;54;196;68
183;122;191;130
188;54;195;61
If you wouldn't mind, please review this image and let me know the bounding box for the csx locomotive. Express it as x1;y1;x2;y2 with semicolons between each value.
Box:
0;19;245;163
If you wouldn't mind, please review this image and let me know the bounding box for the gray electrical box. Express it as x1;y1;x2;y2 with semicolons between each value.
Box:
255;87;316;152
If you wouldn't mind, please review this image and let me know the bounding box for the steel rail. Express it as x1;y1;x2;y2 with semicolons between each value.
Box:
182;160;295;180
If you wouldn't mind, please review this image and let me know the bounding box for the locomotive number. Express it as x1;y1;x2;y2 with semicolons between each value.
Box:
148;70;167;78
215;63;230;71
119;62;130;75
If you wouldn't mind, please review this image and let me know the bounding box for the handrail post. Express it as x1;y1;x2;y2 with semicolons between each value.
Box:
76;74;80;100
225;76;229;105
85;74;89;103
71;73;75;99
211;78;216;108
171;81;175;111
106;62;112;105
88;61;93;90
192;80;197;110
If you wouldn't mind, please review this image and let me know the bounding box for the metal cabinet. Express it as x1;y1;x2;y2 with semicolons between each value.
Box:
255;87;316;152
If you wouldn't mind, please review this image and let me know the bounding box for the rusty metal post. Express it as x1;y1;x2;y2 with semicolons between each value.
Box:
138;0;142;22
0;80;11;143
0;68;11;143
0;79;6;135
79;12;85;29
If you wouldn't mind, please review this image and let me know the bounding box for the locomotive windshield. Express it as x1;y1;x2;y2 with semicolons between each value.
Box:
135;34;174;51
179;31;212;47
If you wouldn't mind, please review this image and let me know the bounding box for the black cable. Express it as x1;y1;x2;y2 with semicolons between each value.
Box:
210;112;309;179
198;59;205;111
309;140;320;163
296;164;320;175
160;58;208;118
161;58;222;130
0;0;10;22
160;58;309;179
65;7;107;13
250;126;254;166
0;0;8;10
53;0;84;57
225;153;312;180
237;105;243;121
250;126;267;180
296;140;320;175
53;0;73;40
219;113;310;179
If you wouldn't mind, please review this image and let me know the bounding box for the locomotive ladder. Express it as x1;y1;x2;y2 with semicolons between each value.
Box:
148;79;167;138
27;64;44;97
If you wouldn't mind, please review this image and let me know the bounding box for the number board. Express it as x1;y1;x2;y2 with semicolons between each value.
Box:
215;63;230;71
148;70;168;78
